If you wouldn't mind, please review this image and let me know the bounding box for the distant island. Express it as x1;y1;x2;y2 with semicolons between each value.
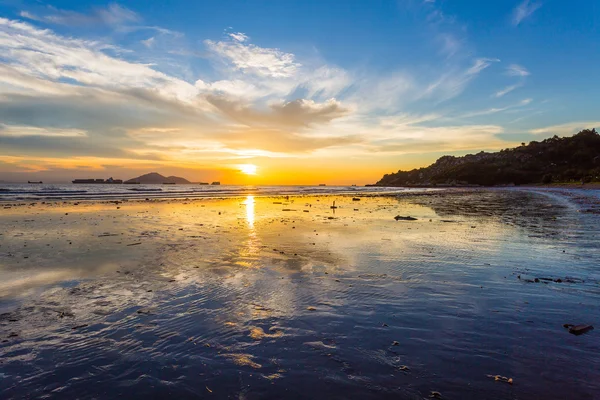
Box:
67;173;220;185
125;172;191;184
375;129;600;187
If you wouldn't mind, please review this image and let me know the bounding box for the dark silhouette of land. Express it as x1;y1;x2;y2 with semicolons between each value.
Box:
376;129;600;187
125;172;191;184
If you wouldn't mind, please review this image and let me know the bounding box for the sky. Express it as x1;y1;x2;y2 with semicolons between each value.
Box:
0;0;598;185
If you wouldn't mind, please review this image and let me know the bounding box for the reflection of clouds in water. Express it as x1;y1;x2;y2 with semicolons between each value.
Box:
3;191;599;400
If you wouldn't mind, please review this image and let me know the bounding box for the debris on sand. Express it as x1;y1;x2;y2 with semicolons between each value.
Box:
430;391;442;398
248;326;283;340
392;340;400;346
306;306;317;311
487;374;513;384
71;324;88;330
222;353;262;369
563;324;594;335
126;242;142;246
352;198;361;201
263;373;283;381
399;365;410;372
394;215;417;221
304;341;336;350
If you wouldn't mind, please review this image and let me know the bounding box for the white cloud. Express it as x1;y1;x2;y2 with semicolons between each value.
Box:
141;37;155;48
97;3;140;26
228;32;248;43
513;0;542;26
492;64;530;98
506;64;530;77
438;33;462;57
530;122;600;136
0;124;87;137
0;17;198;101
461;98;532;118
419;58;498;103
205;37;299;78
19;3;140;27
467;58;500;75
494;83;523;98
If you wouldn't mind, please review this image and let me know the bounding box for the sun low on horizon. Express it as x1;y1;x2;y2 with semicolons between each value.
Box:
0;1;598;185
238;164;258;176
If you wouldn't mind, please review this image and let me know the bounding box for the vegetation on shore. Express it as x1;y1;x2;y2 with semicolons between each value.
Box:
376;129;600;187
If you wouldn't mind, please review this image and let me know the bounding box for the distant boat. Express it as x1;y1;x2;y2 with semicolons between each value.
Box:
163;182;176;185
198;182;209;185
28;181;43;184
124;181;140;184
211;181;221;185
128;188;162;192
319;184;326;186
72;177;123;184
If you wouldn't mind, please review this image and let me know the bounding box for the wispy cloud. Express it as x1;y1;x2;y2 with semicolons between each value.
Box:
204;37;300;78
140;37;155;48
493;64;530;98
437;33;462;58
468;58;500;75
494;83;523;98
530;122;600;136
512;0;542;26
20;3;139;27
461;98;532;118
506;64;530;77
0;125;87;138
228;32;249;43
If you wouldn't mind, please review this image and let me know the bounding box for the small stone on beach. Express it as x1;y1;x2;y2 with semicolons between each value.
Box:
564;324;594;335
487;375;513;384
394;215;417;221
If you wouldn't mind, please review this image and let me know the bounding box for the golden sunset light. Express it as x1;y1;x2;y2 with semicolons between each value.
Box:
1;1;599;399
238;164;258;175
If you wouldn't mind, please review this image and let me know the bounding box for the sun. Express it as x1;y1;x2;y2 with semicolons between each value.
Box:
239;164;258;175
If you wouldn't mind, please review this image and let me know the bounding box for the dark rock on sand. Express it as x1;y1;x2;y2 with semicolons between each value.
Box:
563;324;594;335
395;215;417;221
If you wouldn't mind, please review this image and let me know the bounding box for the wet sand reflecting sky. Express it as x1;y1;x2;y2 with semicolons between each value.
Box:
1;190;599;399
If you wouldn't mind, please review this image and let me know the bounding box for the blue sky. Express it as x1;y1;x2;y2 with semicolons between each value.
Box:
0;0;598;183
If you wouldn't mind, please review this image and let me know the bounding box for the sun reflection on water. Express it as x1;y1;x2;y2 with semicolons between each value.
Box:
244;195;255;229
238;195;261;267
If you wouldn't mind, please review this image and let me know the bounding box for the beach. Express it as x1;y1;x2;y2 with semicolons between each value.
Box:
1;188;599;399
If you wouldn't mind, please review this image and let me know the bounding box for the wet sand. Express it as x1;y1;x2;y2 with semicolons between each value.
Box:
1;190;599;399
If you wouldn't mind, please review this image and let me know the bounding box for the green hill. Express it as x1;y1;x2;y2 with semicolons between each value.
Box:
376;129;600;187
